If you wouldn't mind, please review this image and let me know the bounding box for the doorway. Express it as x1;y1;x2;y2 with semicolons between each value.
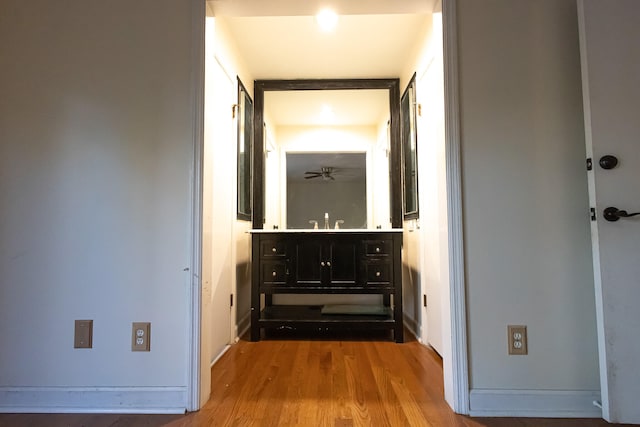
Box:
195;0;468;415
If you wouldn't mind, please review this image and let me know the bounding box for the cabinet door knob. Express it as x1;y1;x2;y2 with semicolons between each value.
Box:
272;247;277;253
327;261;331;267
272;271;277;277
376;247;380;253
376;271;381;277
320;261;325;267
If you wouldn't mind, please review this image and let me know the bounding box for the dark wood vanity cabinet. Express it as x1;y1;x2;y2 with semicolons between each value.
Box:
250;231;403;342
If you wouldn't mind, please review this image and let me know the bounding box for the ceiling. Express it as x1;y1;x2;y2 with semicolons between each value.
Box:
209;0;433;127
265;90;389;127
218;14;430;80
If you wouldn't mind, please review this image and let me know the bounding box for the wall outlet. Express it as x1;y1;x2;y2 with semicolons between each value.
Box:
507;325;527;355
131;322;151;351
74;320;93;348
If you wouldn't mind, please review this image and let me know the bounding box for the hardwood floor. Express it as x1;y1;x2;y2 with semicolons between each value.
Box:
0;332;631;427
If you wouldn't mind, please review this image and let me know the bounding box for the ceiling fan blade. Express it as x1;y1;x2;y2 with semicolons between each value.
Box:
304;174;321;179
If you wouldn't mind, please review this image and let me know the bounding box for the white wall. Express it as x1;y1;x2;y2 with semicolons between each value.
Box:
398;10;440;341
457;0;600;416
207;15;256;338
0;0;197;412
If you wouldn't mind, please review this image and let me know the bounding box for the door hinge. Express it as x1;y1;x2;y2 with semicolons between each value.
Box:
423;294;427;308
586;158;593;171
590;207;597;221
230;294;234;307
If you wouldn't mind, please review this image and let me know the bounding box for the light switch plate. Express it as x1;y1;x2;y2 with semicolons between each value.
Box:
132;322;151;351
74;320;93;348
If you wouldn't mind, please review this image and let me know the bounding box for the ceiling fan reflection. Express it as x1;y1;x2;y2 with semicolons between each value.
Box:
304;166;336;181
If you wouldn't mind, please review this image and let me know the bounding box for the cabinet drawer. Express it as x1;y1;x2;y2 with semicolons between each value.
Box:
364;240;392;256
262;262;288;284
260;240;287;258
363;261;391;283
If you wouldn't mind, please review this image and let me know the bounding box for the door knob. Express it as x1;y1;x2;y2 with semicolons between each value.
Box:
603;206;640;222
599;155;618;170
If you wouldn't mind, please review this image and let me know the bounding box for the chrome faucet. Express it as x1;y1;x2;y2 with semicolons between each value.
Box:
324;212;329;229
308;220;318;229
334;220;344;229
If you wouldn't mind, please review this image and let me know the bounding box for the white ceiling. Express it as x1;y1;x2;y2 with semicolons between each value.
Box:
209;0;435;18
265;90;389;127
219;14;430;80
209;0;433;126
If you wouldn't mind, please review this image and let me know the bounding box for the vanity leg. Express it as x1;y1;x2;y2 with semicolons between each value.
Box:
250;236;261;342
393;235;404;343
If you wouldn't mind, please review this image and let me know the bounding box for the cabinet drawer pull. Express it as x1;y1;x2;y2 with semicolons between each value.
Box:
376;271;381;277
272;271;277;277
375;247;381;253
272;247;277;253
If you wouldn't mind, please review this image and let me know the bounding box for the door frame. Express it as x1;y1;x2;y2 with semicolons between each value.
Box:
441;0;470;414
186;0;470;414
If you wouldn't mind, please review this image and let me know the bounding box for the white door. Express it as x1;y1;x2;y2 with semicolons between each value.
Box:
209;56;234;356
578;1;640;423
417;26;447;355
201;22;234;405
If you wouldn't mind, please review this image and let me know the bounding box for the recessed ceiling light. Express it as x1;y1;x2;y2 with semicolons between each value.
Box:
320;104;335;122
316;8;338;32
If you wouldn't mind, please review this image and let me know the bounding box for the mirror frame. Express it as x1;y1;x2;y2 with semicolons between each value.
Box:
252;79;402;230
237;77;253;221
401;73;419;220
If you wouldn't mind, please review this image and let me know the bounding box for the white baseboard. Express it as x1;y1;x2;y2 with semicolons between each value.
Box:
0;386;187;414
469;389;602;418
211;345;231;368
403;313;420;338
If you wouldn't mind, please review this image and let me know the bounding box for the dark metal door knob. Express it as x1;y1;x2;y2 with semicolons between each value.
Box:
599;155;619;170
603;206;640;222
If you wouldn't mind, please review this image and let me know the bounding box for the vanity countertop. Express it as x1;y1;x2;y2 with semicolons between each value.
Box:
249;228;402;234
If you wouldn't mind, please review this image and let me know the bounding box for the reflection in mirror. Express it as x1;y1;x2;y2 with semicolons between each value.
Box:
261;88;393;230
401;73;419;219
237;78;253;220
287;153;366;229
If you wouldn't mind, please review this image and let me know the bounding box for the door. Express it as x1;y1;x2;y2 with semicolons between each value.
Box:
202;43;234;408
578;1;640;423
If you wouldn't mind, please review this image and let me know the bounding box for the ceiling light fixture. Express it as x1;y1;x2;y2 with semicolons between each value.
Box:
316;8;338;32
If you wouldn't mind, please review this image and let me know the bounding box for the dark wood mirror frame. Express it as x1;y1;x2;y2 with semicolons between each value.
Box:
401;73;419;220
237;77;253;221
252;78;402;230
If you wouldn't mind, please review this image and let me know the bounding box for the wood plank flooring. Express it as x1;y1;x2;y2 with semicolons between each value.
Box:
0;332;631;427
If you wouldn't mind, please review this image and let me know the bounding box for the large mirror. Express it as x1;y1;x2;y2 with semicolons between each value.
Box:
253;79;402;230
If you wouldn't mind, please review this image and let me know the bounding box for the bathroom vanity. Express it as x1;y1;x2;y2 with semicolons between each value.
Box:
250;229;403;342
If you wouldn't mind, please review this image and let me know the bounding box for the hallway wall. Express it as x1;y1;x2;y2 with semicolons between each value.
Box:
0;0;199;412
457;0;600;416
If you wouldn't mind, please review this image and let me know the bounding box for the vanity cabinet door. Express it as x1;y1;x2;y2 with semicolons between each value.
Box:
294;239;323;285
328;239;357;285
293;236;358;287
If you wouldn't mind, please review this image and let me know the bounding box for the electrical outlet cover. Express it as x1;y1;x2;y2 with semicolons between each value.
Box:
131;322;151;351
508;325;527;355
